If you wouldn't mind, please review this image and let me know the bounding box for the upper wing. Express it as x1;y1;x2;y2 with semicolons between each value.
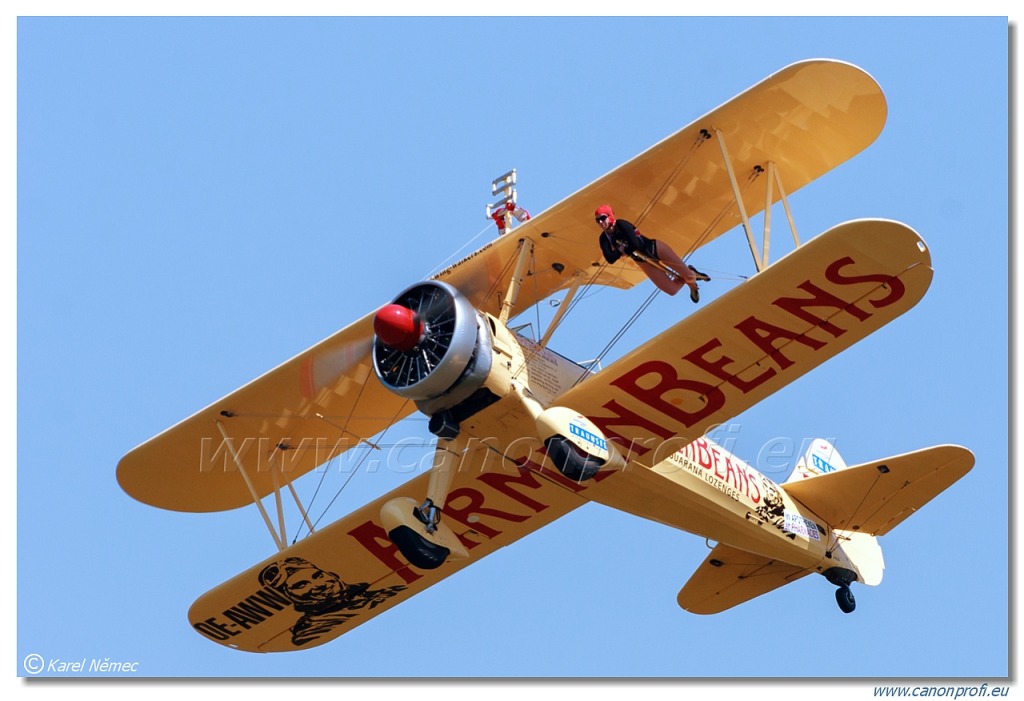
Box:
117;59;885;513
116;310;411;512
781;445;975;535
187;444;592;652
556;219;933;469
677;543;811;615
436;59;886;317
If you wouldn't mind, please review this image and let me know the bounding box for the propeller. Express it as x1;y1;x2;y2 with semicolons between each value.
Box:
372;281;482;403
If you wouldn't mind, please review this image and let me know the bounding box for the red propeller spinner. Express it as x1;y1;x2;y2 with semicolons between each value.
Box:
373;303;424;351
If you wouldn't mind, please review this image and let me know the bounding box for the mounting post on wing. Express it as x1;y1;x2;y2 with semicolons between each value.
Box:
713;128;804;271
538;271;585;348
759;161;803;269
264;445;320;543
714;127;762;272
762;161;774;270
270;451;287;546
286;478;317;539
499;237;535;323
215;420;286;551
771;161;802;250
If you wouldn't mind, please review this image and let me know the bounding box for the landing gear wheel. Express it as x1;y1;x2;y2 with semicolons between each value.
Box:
836;585;856;614
388;525;450;570
545;436;601;481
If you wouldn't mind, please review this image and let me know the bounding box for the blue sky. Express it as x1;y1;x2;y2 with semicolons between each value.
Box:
12;12;1013;694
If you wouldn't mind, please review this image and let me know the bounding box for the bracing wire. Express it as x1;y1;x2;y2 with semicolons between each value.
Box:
634;130;711;231
572;286;662;387
423;222;494;279
292;399;414;543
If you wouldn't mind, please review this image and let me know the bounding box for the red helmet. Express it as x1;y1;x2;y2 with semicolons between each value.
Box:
595;204;615;225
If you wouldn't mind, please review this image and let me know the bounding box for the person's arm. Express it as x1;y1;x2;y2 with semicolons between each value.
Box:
614;220;645;258
599;232;621;264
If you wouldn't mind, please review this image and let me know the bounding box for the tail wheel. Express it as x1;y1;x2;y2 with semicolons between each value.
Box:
545;436;602;482
388;525;450;570
836;585;856;614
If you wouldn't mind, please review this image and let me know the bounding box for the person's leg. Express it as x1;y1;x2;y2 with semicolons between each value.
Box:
638;260;684;295
654;241;698;286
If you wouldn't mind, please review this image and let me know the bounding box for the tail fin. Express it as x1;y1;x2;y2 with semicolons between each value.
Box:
787;438;847;482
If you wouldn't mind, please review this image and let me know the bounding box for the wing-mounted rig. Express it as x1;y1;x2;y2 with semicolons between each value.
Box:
371;237;624;569
486;169;531;236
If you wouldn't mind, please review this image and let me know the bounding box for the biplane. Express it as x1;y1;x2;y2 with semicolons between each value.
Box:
117;59;973;653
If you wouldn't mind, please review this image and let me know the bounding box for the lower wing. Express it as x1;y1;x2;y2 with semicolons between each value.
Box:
187;446;591;652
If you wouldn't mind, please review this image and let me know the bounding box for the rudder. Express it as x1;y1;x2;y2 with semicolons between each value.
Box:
787;439;847;482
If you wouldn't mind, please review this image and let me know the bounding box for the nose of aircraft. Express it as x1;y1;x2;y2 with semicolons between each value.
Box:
373;303;423;351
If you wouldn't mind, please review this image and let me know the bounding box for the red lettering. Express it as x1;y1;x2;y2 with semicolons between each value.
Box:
734;316;826;371
347;520;422;584
477;468;550;514
445;486;530;529
825;256;905;309
724;455;737;487
772;280;871;336
738;459;753;498
518;457;590;493
684;338;776;393
588;399;675;458
694;438;713;469
610;360;724;430
711;447;725;479
434;487;502;546
649;436;699;465
748;473;762;504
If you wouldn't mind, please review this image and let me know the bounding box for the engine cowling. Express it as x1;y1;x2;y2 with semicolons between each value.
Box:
372;281;493;417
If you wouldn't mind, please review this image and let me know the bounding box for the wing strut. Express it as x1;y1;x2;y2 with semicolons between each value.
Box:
714;127;762;271
285;479;317;540
713;128;802;272
215;420;287;550
499;237;536;323
538;271;585;348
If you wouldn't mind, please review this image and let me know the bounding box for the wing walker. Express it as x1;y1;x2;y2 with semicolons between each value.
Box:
118;60;973;653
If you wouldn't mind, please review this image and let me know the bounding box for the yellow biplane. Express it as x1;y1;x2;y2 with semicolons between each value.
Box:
117;59;973;653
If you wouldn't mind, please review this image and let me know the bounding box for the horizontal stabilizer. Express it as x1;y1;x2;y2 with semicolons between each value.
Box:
678;543;811;614
781;445;974;535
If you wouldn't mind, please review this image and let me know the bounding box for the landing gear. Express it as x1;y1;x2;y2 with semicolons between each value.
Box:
386;498;450;570
824;566;858;614
382;496;466;571
387;523;450;571
835;584;856;614
380;437;471;572
545;436;602;481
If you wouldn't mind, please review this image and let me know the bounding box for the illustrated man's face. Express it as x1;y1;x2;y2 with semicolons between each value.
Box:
282;566;344;605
